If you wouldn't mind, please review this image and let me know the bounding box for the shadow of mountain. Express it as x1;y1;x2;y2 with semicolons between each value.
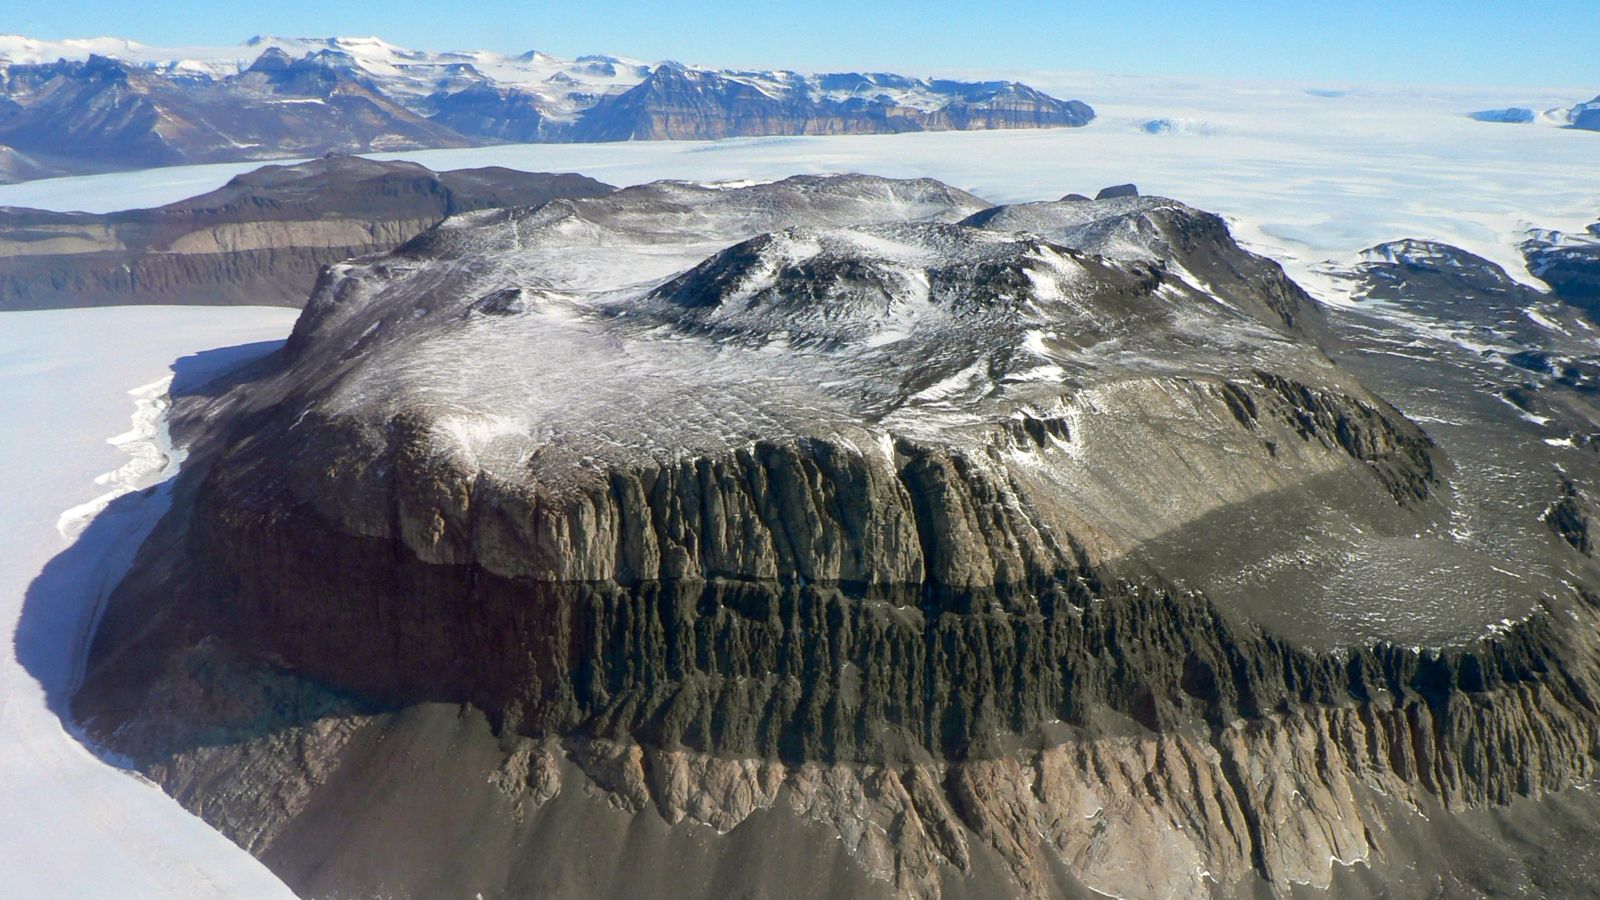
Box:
170;339;286;398
14;337;287;731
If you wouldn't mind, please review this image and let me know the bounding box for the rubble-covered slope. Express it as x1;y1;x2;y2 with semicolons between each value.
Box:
74;176;1600;899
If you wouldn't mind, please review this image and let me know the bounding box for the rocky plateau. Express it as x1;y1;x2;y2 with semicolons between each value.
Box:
70;174;1600;898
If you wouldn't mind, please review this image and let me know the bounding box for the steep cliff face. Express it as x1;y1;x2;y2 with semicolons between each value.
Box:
73;175;1600;898
0;156;613;309
426;82;548;142
567;66;1094;141
1570;95;1600;131
1524;222;1600;320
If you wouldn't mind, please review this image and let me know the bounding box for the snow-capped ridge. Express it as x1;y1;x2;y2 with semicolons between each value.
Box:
0;32;1093;133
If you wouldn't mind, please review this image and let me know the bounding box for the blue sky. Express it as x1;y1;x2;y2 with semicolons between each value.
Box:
7;1;1597;87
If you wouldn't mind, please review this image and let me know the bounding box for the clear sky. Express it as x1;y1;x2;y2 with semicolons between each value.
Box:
6;0;1597;87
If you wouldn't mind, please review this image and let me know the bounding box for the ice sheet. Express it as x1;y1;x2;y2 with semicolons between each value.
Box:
0;306;300;899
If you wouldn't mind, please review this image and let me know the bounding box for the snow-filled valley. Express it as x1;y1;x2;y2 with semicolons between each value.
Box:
0;67;1596;895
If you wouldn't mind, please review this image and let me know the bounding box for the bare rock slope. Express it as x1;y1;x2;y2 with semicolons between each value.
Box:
74;175;1600;899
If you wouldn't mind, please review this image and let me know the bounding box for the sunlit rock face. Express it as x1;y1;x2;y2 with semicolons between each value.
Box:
75;175;1600;899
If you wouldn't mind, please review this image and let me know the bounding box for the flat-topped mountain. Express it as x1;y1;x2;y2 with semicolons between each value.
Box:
72;173;1600;899
0;35;1096;183
0;155;613;309
1570;95;1600;130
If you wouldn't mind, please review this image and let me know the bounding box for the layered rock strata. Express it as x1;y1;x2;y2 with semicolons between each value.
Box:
0;156;613;309
73;175;1600;898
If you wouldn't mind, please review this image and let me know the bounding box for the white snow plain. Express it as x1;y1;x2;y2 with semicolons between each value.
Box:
0;69;1595;897
0;307;300;899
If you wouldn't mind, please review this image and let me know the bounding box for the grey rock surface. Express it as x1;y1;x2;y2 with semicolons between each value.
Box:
1093;183;1139;200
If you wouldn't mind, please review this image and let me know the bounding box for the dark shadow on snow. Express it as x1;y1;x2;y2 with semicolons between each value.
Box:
14;338;287;732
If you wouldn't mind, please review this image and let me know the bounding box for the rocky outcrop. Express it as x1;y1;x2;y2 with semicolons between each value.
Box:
1468;107;1536;124
1093;183;1138;200
1546;476;1598;555
0;156;613;309
961;195;1331;345
71;175;1600;898
1524;223;1600;320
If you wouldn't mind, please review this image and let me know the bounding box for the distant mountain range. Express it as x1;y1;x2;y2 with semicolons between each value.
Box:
0;35;1096;183
1571;96;1600;130
1467;94;1600;129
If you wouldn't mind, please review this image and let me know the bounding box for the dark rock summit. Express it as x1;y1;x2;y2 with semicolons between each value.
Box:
1524;222;1600;321
959;192;1329;346
0;53;471;178
71;174;1600;899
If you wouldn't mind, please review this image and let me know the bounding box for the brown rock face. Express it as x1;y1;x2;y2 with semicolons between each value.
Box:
69;175;1600;898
